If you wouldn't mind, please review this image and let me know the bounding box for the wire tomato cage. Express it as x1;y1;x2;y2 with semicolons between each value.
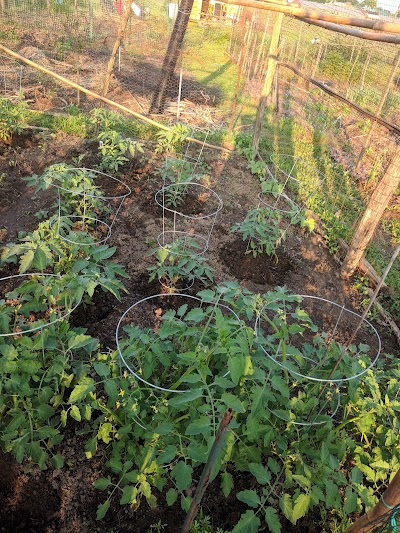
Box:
254;294;381;384
0;273;81;337
48;167;131;245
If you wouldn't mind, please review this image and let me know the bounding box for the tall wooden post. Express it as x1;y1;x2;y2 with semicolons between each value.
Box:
149;0;194;114
341;147;400;278
102;2;131;97
252;12;284;153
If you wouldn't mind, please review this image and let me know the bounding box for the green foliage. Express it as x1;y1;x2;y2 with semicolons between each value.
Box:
97;129;143;173
155;124;190;155
158;158;200;208
232;206;286;257
0;97;29;144
147;238;214;291
0;322;98;468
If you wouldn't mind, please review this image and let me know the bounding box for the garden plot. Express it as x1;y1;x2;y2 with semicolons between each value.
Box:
0;128;398;533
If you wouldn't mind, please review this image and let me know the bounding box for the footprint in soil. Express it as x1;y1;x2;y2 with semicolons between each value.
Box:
220;236;292;285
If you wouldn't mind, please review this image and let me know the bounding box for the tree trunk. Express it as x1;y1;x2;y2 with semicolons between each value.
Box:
252;12;284;152
341;148;400;278
102;1;131;97
345;469;400;532
149;0;194;114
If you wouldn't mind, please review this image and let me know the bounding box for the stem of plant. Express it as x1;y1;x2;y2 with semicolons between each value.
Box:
181;408;233;533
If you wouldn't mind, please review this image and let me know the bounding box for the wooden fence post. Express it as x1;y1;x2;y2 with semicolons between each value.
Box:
341;148;400;278
252;12;284;153
102;1;131;98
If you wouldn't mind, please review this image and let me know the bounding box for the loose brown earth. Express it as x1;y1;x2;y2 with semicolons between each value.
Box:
0;130;398;533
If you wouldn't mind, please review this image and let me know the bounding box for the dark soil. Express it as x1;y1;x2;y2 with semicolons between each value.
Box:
0;130;398;532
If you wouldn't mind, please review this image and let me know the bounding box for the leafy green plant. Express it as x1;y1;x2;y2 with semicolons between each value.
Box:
147;238;214;291
158;158;199;208
231;206;287;257
0;97;29;144
155;124;190;155
26;164;108;225
0;322;98;468
97;129;143;173
1;220;129;301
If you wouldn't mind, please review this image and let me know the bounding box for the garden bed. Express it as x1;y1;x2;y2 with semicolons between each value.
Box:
0;129;398;533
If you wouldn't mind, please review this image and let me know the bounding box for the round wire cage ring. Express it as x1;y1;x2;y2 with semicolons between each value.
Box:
116;293;241;394
254;294;381;383
154;182;223;221
50;167;131;245
0;273;81;337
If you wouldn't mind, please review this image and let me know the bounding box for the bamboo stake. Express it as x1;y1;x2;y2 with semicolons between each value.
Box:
181;409;233;533
278;61;400;137
346;245;400;348
0;45;230;153
223;0;400;34
102;1;131;97
297;17;400;44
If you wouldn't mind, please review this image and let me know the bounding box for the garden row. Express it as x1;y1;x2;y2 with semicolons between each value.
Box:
0;102;399;532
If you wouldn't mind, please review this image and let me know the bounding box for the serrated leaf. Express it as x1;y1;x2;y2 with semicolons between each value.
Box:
19;249;35;273
236;490;261;508
280;493;293;521
292;493;311;523
96;500;110;520
166;488;178;506
52;454;64;469
93;477;111;490
325;479;340;508
265;506;281;533
68;334;94;351
172;461;193;491
120;485;138;505
70;405;81;422
228;356;245;385
249;463;271;485
168;389;202;407
221;392;245;413
218;471;233;498
185;417;212;436
68;377;95;404
270;375;290;398
344;487;358;515
231;510;261;533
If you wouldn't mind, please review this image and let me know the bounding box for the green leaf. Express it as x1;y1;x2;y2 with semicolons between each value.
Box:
172;461;193;491
168;389;202;407
166;488;178;506
221;471;234;497
221;392;245;413
68;377;95;404
265;506;281;533
96;500;110;520
120;485;138;505
280;493;293;522
154;421;174;436
351;466;363;485
185;417;212;436
33;246;49;270
270;375;290;398
70;405;81;422
93;362;110;377
185;308;204;323
228;356;245;385
85;437;97;459
68;334;94;351
19;249;35;273
231;510;261;533
249;463;271;485
236;490;261;508
93;477;111;490
36;404;55;420
52;454;64;469
325;480;340;508
292;493;311;523
344;487;358;515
